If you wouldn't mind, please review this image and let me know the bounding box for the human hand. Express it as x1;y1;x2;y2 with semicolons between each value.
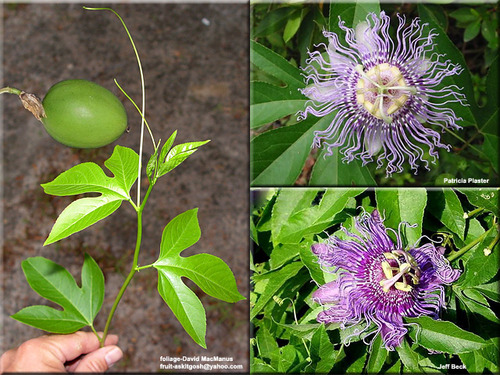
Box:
0;331;122;373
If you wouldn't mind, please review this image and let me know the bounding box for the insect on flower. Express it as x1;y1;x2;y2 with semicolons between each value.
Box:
311;209;461;350
298;12;467;176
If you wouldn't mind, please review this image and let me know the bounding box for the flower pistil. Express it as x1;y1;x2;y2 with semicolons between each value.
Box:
380;250;420;293
355;64;417;124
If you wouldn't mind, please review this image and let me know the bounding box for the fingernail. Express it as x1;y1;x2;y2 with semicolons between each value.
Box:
105;347;123;368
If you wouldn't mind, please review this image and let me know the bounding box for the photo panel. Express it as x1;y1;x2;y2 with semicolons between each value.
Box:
250;2;499;187
1;3;248;372
1;1;499;373
250;187;499;373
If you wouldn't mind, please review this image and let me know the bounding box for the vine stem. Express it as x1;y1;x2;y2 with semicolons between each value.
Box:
464;207;484;219
83;7;146;208
486;227;500;252
136;264;154;271
83;7;157;349
100;183;154;345
447;225;497;262
90;325;104;347
114;79;156;149
0;87;22;95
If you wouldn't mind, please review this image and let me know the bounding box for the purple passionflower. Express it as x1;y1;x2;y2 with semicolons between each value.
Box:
311;209;460;350
298;12;466;176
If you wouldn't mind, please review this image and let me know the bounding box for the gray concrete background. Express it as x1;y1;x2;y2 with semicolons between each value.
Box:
1;3;248;372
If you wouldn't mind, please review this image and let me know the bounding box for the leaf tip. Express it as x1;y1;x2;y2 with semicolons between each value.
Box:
198;339;207;350
234;293;247;302
43;238;54;246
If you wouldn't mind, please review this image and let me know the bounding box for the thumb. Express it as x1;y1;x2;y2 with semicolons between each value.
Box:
72;345;123;373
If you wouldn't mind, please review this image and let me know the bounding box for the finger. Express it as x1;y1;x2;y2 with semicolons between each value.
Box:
45;331;117;363
0;349;17;372
72;345;123;373
102;334;119;347
64;334;119;372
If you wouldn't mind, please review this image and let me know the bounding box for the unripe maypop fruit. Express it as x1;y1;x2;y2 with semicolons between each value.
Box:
41;80;128;148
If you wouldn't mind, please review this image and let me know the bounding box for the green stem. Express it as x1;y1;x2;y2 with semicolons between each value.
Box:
100;183;154;346
0;87;22;95
140;180;155;211
486;227;500;252
114;79;156;148
136;264;154;271
464;207;484;219
90;325;104;347
447;226;495;262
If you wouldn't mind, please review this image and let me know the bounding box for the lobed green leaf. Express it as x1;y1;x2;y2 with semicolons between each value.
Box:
159;208;201;258
12;254;104;334
42;146;139;244
153;209;244;348
154;254;244;303
103;145;140;194
42;145;139;200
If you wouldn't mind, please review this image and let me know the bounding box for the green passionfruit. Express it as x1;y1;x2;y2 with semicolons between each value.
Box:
41;80;127;148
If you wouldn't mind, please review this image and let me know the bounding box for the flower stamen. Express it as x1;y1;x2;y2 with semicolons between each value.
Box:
380;262;411;292
380;250;421;293
356;63;416;124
